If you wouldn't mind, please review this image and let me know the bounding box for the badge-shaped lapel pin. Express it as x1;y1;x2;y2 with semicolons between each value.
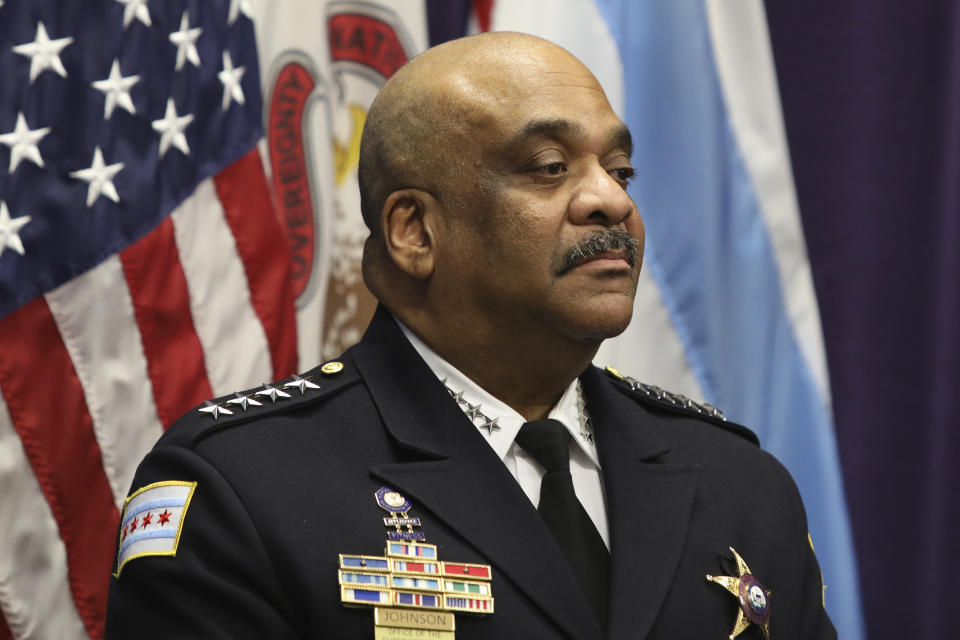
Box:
706;547;771;639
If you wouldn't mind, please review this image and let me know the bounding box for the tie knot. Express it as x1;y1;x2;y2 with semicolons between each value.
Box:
515;419;572;473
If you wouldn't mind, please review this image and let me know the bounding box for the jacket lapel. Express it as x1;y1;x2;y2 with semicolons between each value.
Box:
580;367;700;639
354;308;603;640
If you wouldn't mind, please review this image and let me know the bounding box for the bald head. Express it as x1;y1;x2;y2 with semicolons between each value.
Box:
357;32;599;235
358;30;639;351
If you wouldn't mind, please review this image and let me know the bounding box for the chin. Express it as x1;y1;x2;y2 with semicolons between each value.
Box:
566;297;635;341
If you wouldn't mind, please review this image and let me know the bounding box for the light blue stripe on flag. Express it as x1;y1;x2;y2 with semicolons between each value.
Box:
118;528;177;556
594;1;864;638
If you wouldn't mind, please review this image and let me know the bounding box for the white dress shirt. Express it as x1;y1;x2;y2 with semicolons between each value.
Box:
398;321;610;548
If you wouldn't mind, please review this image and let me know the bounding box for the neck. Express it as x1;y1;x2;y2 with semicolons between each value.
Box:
398;310;599;421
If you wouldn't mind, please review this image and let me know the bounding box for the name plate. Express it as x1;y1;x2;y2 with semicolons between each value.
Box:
375;607;455;639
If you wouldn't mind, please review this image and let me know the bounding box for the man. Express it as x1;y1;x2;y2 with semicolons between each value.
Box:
106;32;835;639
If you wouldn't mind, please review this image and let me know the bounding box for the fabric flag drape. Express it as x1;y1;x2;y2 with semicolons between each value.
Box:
0;1;296;637
483;1;865;638
250;0;427;365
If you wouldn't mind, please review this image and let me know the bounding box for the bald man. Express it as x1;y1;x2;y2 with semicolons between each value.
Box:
106;33;835;639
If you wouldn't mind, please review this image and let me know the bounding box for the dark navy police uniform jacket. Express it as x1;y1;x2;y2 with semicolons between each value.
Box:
105;306;835;639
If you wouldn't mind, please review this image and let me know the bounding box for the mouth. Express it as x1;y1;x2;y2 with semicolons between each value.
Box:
557;230;638;275
568;249;632;271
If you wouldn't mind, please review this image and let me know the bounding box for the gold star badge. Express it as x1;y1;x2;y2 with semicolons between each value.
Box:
706;547;771;639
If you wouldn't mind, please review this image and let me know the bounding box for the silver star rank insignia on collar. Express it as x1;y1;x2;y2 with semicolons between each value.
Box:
706;547;771;639
283;374;320;395
198;400;232;420
464;401;484;422
226;391;262;411
478;416;500;434
255;382;291;403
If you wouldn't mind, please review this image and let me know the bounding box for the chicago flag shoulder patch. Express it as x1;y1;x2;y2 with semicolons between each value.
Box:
114;480;197;577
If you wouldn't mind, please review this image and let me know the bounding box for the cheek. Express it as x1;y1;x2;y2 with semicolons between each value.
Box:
628;210;646;262
466;181;566;275
490;211;560;276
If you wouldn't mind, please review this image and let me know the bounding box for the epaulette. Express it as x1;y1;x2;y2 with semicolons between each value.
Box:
603;366;759;445
161;359;361;448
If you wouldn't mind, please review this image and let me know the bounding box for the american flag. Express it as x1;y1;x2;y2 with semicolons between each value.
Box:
0;1;297;638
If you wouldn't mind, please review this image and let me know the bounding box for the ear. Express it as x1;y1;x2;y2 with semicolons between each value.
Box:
381;189;439;280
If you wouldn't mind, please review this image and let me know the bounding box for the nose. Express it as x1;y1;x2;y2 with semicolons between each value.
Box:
568;163;637;228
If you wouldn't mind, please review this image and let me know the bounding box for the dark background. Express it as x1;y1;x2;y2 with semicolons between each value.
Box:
429;2;960;637
765;4;960;637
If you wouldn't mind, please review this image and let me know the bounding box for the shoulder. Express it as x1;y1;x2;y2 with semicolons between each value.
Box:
155;358;365;451
600;365;760;446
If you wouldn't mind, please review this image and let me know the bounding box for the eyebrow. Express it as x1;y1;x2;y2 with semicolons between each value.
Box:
505;119;633;157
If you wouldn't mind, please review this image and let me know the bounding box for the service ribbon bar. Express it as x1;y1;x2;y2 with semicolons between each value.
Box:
340;571;390;587
391;559;440;575
340;487;495;638
443;579;491;596
340;554;390;571
387;541;437;559
394;590;443;609
391;576;442;591
444;595;494;614
338;541;494;616
341;585;392;606
440;562;492;580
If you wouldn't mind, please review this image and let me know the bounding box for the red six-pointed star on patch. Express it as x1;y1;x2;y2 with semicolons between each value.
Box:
141;512;153;528
157;509;172;526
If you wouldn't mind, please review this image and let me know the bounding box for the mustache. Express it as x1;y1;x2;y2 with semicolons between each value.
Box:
557;229;639;275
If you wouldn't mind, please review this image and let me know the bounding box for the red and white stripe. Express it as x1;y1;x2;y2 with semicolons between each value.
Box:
0;149;296;639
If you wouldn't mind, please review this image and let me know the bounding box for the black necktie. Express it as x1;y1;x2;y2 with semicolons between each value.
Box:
515;418;610;628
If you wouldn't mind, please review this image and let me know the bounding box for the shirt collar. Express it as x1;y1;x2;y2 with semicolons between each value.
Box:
396;318;599;466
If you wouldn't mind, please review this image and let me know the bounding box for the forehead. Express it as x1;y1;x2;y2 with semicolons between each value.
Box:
454;56;628;154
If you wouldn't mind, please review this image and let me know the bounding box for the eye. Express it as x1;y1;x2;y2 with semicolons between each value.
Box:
610;167;635;186
534;162;567;177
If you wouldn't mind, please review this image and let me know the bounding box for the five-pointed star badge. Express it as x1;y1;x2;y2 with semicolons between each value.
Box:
151;99;194;157
0;112;50;172
70;147;124;207
706;547;772;639
13;21;74;83
218;51;246;111
169;11;202;71
116;0;152;28
92;59;139;119
0;201;31;258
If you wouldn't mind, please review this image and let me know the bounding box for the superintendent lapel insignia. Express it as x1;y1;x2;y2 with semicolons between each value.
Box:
226;391;262;411
338;487;494;639
196;363;343;420
255;382;291;403
283;373;320;395
197;400;232;420
443;382;502;434
706;547;772;639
